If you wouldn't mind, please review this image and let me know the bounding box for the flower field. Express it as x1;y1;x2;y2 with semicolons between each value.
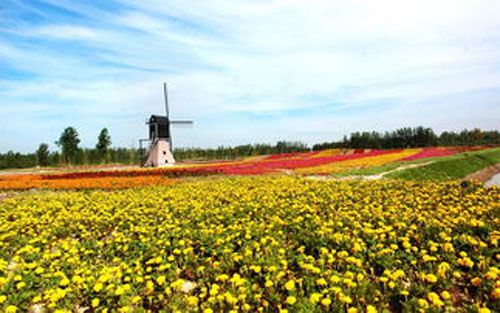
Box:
295;149;421;175
0;147;495;190
0;176;498;312
400;148;457;162
0;176;173;190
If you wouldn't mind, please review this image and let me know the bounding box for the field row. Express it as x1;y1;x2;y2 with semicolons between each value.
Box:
0;147;494;190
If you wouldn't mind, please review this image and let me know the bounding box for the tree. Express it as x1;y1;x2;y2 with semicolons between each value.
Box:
96;128;112;163
36;143;50;166
56;127;81;165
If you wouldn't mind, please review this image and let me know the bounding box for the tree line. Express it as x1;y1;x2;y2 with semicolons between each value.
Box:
313;127;499;150
0;126;498;170
174;141;309;161
0;127;140;170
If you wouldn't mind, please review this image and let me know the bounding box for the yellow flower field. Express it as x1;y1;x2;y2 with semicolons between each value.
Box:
311;149;342;158
0;176;498;312
297;149;421;175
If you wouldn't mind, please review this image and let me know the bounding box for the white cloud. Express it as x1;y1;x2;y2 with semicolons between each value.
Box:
32;25;99;40
1;0;500;152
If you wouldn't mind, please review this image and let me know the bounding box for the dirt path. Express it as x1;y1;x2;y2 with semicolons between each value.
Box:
306;160;500;186
307;161;435;181
362;161;434;180
485;174;500;187
464;162;500;184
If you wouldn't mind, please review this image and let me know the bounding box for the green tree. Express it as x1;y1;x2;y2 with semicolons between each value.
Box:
36;143;50;166
56;127;81;165
96;128;112;163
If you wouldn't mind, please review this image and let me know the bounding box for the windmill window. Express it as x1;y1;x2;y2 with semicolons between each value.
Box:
163;151;166;155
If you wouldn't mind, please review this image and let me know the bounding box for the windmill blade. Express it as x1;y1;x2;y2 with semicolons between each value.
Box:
171;120;194;125
163;82;169;118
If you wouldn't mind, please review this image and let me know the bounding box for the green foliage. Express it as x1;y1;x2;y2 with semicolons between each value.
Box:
55;127;81;165
386;148;500;181
36;143;50;166
96;128;112;163
332;155;463;178
314;127;499;150
0;151;37;169
174;141;310;161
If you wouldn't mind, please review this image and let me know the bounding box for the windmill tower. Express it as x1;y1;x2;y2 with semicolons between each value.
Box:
140;82;193;167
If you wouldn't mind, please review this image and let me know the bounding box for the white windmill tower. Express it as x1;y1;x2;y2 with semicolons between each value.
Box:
140;82;193;167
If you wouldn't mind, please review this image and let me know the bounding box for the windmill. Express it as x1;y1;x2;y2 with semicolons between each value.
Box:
139;82;193;167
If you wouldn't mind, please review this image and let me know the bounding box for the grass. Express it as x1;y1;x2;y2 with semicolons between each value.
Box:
331;157;438;178
385;147;500;181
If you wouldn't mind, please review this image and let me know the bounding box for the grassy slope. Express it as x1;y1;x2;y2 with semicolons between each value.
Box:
331;156;445;178
385;147;500;181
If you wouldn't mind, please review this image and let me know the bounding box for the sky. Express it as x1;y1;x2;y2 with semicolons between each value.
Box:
1;0;500;153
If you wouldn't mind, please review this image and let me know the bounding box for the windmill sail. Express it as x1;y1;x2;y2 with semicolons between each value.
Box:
163;82;169;118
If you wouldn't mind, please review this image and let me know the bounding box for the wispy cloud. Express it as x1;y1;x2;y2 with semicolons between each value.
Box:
1;0;499;152
32;24;99;40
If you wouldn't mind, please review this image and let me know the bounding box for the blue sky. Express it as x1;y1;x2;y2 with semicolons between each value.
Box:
1;0;500;152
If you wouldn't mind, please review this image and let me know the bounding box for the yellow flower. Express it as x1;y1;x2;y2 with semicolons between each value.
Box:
425;274;437;284
115;285;126;296
94;282;104;292
59;277;70;287
417;299;428;308
286;296;296;305
224;292;237;305
321;297;332;306
316;278;327;286
330;275;340;284
170;279;185;290
491;288;500;299
348;308;358;313
485;267;498;279
341;295;353;304
478;308;491;313
187;295;198;306
310;293;321;303
92;298;100;307
156;275;166;285
440;291;451;300
470;277;482;287
251;265;261;273
203;309;213;313
145;280;155;294
5;305;17;313
132;295;142;304
216;274;229;282
427;292;444;307
458;257;474;268
0;295;6;304
284;280;295;291
366;305;377;313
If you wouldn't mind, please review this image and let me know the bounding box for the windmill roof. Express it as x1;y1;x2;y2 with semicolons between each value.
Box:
148;115;169;124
